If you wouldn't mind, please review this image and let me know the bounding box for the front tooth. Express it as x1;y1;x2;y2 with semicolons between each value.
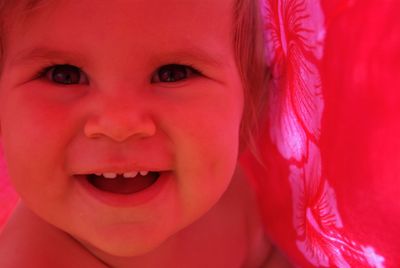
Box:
139;171;149;176
123;171;138;178
102;173;117;179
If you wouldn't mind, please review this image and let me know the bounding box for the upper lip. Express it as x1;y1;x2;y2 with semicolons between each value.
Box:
74;164;170;175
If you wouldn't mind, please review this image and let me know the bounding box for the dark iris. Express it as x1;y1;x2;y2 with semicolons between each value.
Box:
50;65;82;84
157;64;191;82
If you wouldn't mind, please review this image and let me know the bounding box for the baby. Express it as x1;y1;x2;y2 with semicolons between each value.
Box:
0;0;288;267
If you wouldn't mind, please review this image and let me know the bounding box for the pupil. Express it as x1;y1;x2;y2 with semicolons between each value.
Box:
159;65;187;82
52;65;80;84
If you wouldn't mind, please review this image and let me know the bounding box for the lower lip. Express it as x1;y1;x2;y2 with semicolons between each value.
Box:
75;171;171;207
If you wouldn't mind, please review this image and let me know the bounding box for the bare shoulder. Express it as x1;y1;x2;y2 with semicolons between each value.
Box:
260;247;294;268
226;166;272;267
0;202;105;268
0;215;18;268
231;166;293;268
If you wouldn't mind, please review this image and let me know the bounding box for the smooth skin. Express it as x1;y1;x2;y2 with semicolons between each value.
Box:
0;0;285;267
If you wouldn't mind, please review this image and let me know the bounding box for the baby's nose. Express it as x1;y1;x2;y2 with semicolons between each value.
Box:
83;95;156;142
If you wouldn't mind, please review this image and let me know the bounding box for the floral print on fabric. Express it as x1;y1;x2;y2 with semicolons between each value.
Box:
262;0;384;267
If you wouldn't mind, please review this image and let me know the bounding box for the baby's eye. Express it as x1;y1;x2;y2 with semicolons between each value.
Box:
41;64;88;85
152;64;199;83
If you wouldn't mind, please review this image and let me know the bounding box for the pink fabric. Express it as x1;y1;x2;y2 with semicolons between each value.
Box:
1;1;399;267
240;0;400;267
0;154;18;233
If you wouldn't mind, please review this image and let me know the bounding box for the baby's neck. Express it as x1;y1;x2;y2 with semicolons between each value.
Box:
0;168;270;268
0;201;107;268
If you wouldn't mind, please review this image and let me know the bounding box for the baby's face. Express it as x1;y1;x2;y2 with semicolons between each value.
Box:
0;0;243;257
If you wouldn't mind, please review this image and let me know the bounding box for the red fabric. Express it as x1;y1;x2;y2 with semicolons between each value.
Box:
240;0;400;267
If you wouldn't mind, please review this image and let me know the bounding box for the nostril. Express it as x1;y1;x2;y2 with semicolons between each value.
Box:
83;113;157;142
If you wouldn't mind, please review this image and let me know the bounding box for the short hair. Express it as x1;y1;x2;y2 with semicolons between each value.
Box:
0;0;268;157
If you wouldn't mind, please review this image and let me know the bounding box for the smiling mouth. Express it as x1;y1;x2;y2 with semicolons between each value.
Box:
86;172;160;195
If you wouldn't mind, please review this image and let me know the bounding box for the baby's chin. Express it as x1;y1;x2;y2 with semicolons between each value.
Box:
74;237;161;264
72;224;180;260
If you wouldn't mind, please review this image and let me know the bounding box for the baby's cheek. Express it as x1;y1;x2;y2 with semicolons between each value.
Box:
166;114;238;218
0;88;78;185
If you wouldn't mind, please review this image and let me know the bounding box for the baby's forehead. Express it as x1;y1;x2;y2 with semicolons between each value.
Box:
3;0;238;74
9;0;236;23
1;0;44;20
7;0;235;41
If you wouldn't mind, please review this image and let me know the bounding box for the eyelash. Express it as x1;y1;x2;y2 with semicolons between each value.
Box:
35;64;86;84
152;64;201;83
34;63;202;85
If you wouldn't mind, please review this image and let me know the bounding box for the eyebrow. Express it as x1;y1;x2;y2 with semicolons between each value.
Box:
9;45;227;70
155;46;227;69
9;47;88;67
